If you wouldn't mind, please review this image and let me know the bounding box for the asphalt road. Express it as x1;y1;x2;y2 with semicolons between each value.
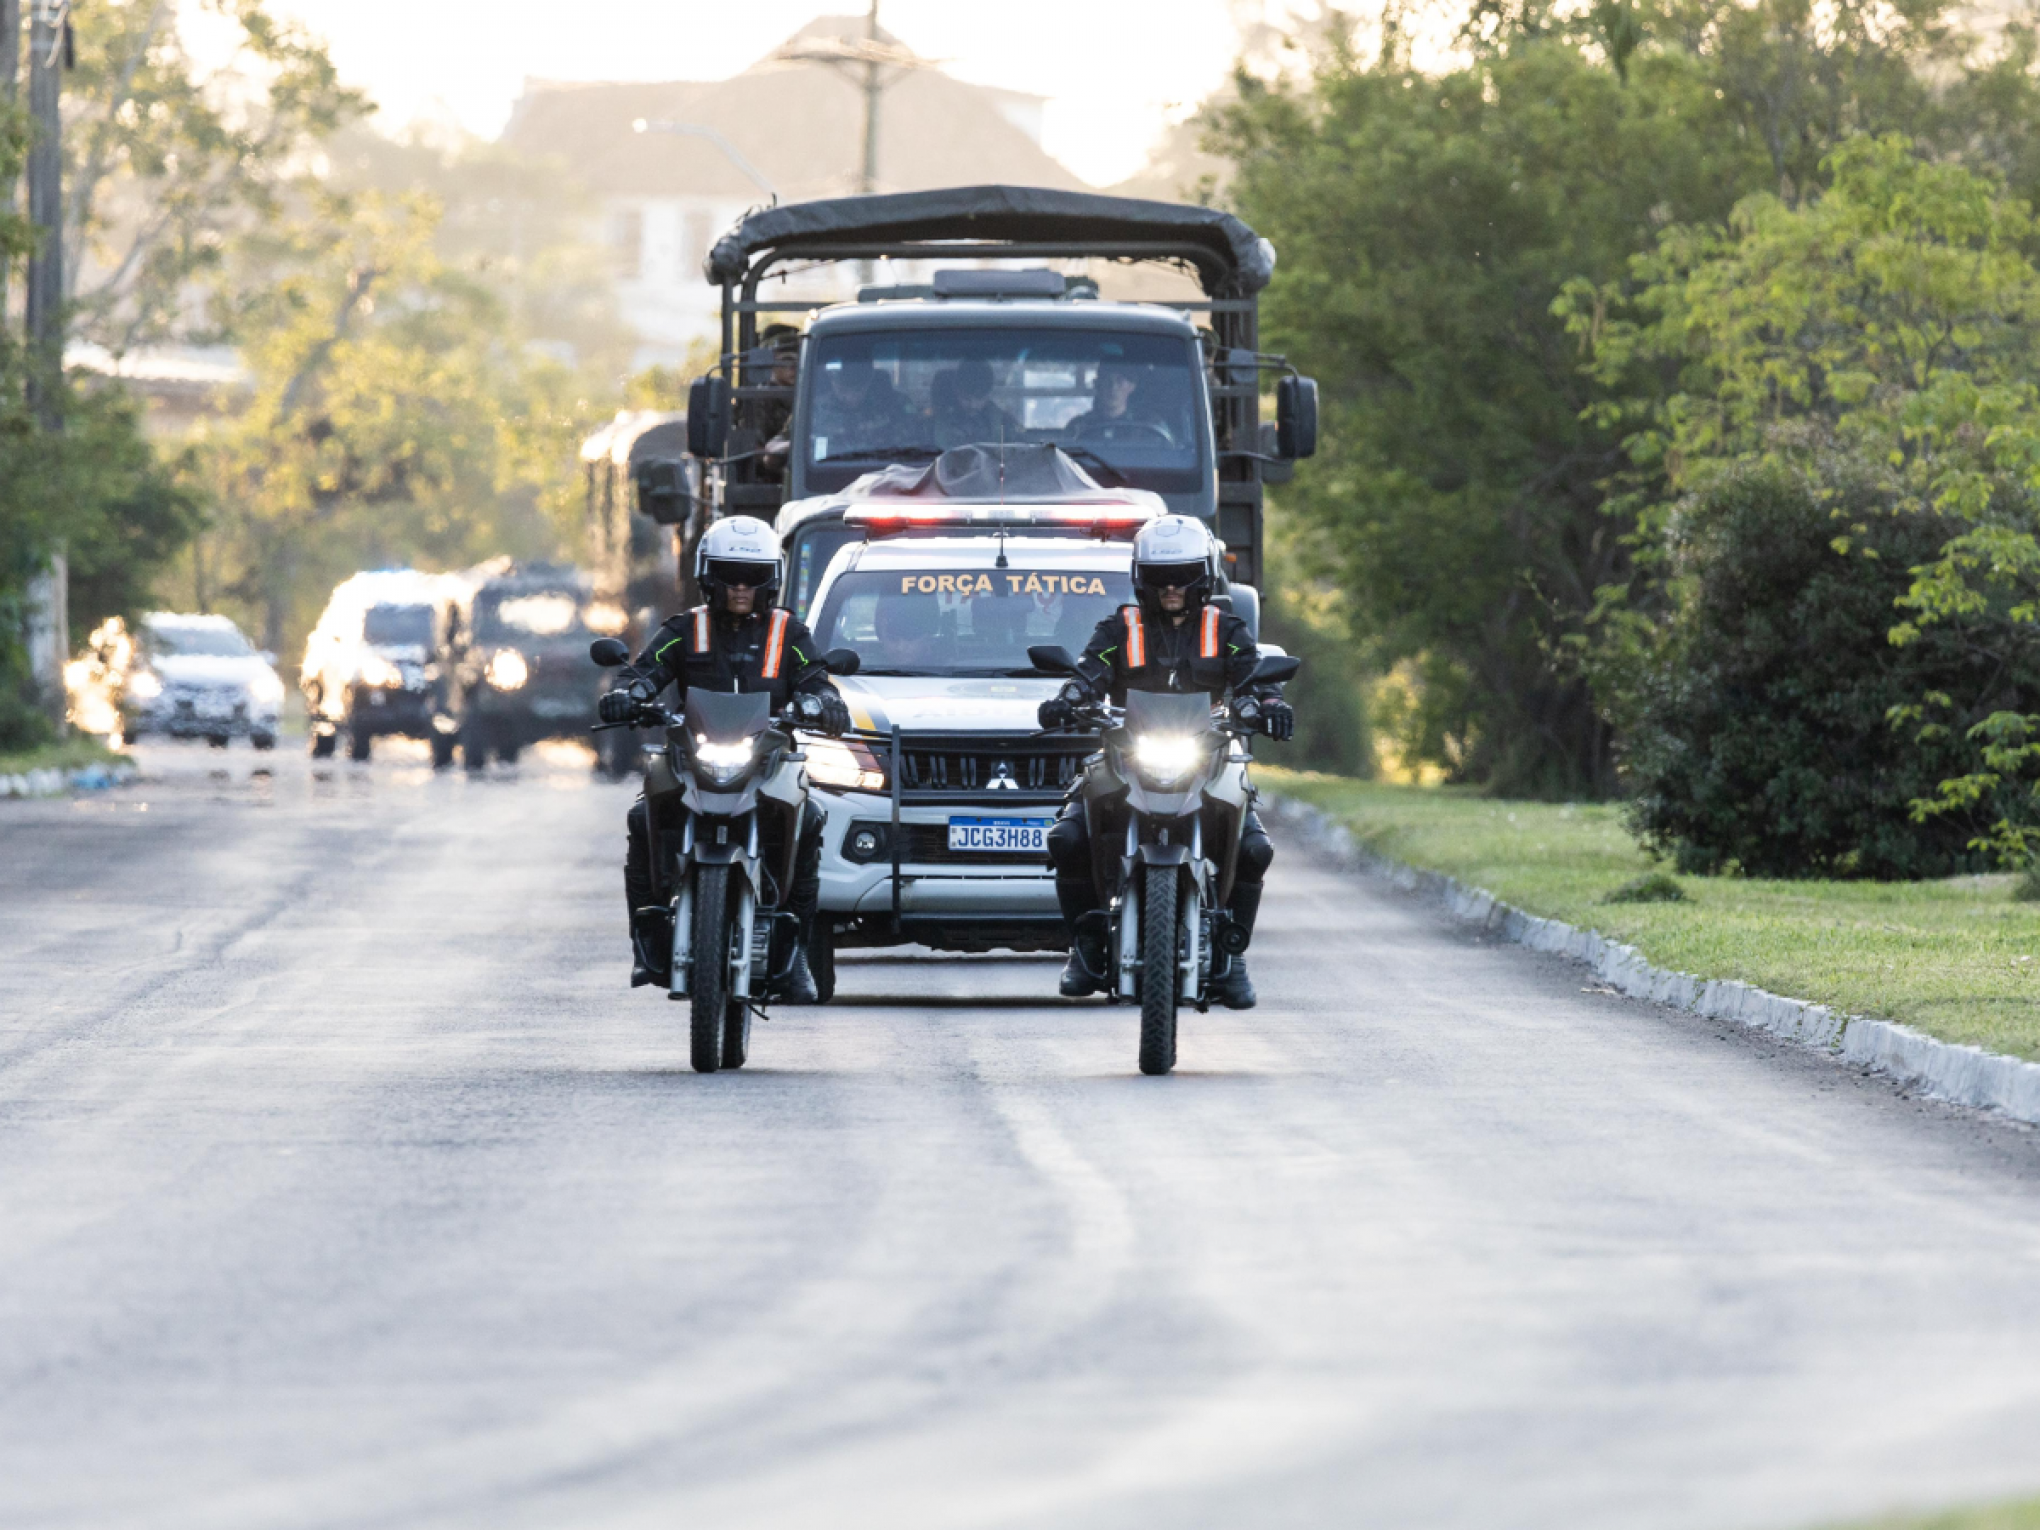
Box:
6;740;2040;1530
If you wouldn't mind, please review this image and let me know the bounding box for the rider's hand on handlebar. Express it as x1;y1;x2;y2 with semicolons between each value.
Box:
598;679;656;724
792;689;852;736
1260;699;1295;742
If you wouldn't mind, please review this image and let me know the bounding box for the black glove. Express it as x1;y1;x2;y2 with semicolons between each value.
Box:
599;679;653;724
1260;699;1295;742
812;689;851;736
1038;697;1076;730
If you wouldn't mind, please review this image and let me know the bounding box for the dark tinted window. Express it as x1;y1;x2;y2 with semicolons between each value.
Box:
803;328;1209;496
363;605;434;646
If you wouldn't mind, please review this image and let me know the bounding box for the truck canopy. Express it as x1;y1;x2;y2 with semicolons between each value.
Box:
706;186;1275;298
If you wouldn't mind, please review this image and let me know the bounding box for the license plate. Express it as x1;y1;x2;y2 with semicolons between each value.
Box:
948;817;1049;853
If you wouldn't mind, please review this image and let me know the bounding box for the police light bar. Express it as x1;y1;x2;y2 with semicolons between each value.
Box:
842;503;1158;538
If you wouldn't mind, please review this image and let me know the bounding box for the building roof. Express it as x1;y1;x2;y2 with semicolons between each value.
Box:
501;15;1085;205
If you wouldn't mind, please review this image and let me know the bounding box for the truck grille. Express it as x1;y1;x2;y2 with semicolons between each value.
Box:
890;734;1094;801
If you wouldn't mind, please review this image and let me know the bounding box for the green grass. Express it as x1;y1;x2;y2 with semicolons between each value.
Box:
1824;1500;2040;1530
1260;768;2040;1061
0;735;125;776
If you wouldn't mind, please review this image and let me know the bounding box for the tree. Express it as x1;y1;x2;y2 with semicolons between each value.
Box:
1579;135;2040;866
1206;1;2040;796
63;0;366;353
186;190;600;654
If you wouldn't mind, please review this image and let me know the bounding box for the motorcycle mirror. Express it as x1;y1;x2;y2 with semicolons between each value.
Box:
1251;654;1300;685
823;648;861;677
1028;644;1079;676
589;637;631;668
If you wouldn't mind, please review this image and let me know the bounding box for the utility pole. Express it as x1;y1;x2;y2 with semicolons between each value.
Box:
24;0;66;732
1;0;18;319
859;0;880;195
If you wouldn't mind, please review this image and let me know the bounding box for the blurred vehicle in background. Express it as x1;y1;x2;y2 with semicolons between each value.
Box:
300;571;460;763
443;561;612;769
68;612;283;750
578;411;689;777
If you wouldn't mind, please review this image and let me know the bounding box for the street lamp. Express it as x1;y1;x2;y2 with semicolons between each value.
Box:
631;119;778;205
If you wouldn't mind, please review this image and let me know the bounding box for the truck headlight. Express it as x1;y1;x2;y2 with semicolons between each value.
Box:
1133;733;1202;786
694;736;754;784
358;656;402;689
126;669;162;701
249;670;284;704
486;650;529;691
803;736;887;791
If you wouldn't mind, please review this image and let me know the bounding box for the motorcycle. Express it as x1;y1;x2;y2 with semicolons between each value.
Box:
1029;643;1300;1076
591;636;858;1072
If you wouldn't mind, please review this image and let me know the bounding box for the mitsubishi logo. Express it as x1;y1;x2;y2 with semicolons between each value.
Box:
988;760;1019;791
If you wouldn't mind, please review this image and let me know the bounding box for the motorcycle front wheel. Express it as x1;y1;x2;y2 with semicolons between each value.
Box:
1138;862;1182;1076
690;864;731;1072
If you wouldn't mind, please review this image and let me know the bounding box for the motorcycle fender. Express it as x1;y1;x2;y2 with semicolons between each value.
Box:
687;816;755;866
682;780;758;817
1133;843;1194;867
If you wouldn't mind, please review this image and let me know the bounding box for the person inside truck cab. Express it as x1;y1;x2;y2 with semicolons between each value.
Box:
1065;363;1145;439
933;360;1020;449
871;590;945;670
756;324;801;482
812;358;913;455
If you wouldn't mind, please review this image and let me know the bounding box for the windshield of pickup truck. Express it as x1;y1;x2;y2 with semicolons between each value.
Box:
804;329;1208;496
812;565;1132;676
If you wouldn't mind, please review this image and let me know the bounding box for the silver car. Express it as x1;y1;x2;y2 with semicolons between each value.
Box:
110;613;283;749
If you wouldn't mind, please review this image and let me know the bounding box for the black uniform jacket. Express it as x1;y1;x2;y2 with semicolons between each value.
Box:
623;605;834;709
1074;602;1261;705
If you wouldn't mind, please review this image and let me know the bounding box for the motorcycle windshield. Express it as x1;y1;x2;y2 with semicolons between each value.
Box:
1123;690;1211;737
685;687;772;742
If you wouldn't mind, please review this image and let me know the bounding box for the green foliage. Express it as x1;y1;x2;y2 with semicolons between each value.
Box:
1622;466;2039;877
185;189;609;654
1208;1;2040;798
64;0;368;351
1602;871;1686;903
1581;137;2040;870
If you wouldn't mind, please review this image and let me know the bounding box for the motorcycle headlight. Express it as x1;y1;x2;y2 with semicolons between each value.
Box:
358;656;402;689
125;669;162;701
694;736;755;784
486;649;529;691
803;736;887;791
1133;733;1203;786
249;670;284;704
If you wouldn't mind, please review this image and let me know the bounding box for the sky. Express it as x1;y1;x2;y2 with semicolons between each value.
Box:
244;0;1280;188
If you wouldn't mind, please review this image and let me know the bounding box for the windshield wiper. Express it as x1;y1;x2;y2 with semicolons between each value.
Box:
1057;446;1130;487
818;446;942;463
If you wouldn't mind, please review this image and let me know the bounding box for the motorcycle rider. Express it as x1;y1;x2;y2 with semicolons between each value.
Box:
598;516;852;995
1038;516;1294;1008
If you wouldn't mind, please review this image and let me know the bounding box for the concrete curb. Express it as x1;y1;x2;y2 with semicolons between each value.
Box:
0;761;139;800
1267;794;2040;1126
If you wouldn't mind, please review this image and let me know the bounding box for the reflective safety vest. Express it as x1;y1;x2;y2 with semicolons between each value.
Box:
684;605;789;679
1119;604;1220;667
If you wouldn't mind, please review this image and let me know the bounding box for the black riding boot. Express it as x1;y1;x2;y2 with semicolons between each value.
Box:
782;806;825;1003
631;906;672;989
1212;881;1262;1009
1057;877;1107;997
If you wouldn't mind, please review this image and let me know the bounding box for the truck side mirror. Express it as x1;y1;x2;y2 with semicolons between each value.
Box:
1276;375;1319;461
633;457;696;526
589;638;631;668
686;375;729;459
823;648;860;677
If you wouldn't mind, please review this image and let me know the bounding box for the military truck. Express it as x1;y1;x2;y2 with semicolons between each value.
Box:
680;186;1317;610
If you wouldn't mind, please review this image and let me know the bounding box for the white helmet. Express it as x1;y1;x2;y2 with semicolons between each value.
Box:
695;515;784;598
1131;515;1217;612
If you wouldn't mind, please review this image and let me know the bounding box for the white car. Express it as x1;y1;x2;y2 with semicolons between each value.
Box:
799;517;1144;959
112;613;284;749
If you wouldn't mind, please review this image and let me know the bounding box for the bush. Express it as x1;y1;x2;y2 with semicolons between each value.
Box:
1603;871;1687;904
1623;467;2040;878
